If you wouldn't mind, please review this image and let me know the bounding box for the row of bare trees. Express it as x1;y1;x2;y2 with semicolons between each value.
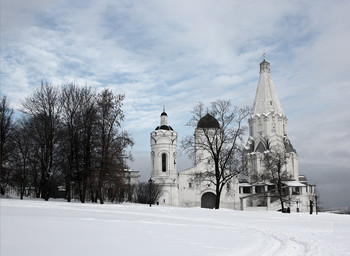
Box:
0;82;134;204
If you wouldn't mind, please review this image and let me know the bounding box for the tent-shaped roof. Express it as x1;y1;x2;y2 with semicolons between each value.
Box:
252;60;284;116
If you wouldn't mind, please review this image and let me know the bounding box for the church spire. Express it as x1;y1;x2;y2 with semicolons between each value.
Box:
252;59;284;116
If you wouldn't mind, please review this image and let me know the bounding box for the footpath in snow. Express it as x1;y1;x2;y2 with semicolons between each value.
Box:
1;198;350;256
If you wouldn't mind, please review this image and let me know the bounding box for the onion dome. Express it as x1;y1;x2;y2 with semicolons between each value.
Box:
155;108;174;131
155;125;173;131
197;113;220;129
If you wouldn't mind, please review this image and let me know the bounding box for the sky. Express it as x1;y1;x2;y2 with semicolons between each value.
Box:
1;0;349;209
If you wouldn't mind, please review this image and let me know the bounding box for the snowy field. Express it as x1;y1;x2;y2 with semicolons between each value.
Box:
1;198;349;256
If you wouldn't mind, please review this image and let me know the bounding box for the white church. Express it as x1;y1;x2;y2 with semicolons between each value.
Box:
150;59;316;212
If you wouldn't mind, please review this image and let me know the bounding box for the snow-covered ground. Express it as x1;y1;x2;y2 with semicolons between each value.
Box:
1;198;349;256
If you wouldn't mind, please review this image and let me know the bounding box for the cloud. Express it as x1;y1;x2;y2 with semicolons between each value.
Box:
1;0;350;208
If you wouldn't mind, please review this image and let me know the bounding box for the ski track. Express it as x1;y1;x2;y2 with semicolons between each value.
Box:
1;199;348;256
181;216;319;256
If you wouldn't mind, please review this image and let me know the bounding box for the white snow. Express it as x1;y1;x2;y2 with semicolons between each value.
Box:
284;180;307;187
1;198;350;256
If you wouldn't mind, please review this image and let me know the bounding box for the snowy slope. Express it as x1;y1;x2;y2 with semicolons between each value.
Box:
1;198;349;256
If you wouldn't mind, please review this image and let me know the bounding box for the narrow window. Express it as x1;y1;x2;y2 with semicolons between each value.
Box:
188;183;192;188
292;187;300;195
255;186;264;193
268;185;275;191
162;153;167;172
243;187;251;194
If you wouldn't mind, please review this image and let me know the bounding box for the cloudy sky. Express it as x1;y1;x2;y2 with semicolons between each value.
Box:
1;0;349;209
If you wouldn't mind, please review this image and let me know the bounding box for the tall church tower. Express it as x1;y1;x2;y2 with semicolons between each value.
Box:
150;108;178;206
246;59;299;180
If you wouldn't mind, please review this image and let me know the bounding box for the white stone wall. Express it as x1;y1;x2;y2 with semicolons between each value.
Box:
150;130;177;179
178;164;240;210
150;114;179;206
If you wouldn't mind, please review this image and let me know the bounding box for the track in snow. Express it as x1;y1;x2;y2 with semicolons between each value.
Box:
1;199;349;256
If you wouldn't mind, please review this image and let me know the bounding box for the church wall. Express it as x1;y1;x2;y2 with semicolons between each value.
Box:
249;114;287;150
178;167;203;207
194;129;218;165
248;112;298;180
150;130;177;179
157;181;179;206
178;167;240;210
239;182;315;213
285;153;299;180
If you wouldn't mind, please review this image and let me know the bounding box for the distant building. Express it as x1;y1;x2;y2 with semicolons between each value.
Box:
150;59;316;212
122;169;140;202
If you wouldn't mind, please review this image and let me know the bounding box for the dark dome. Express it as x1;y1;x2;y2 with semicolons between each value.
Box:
161;111;168;116
155;125;173;131
197;114;220;129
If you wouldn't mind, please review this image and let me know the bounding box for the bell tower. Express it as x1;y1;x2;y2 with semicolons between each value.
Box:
150;108;178;206
246;59;299;180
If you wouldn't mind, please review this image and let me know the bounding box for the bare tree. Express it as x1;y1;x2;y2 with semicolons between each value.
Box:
10;120;32;199
23;117;42;198
251;145;294;212
182;100;250;209
21;82;61;201
136;182;164;205
94;89;133;204
60;83;98;202
60;83;79;202
0;96;15;195
79;87;98;203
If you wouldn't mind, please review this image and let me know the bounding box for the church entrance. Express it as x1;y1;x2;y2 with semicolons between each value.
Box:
201;192;216;209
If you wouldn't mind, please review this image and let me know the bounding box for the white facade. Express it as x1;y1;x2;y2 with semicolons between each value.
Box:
243;59;315;212
150;60;316;212
179;116;241;209
150;110;179;206
150;111;241;209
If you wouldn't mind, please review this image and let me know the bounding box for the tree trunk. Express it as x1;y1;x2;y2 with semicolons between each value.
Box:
215;185;221;209
310;200;313;214
20;184;24;200
280;198;284;212
214;159;221;209
66;176;71;202
98;188;104;204
41;175;50;201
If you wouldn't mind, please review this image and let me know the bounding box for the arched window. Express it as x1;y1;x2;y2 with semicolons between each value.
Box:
162;153;167;172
